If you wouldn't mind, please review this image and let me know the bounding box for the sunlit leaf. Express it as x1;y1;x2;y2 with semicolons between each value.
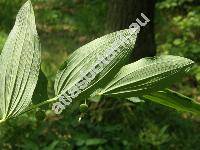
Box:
0;0;40;120
127;97;145;103
100;55;194;98
54;28;137;100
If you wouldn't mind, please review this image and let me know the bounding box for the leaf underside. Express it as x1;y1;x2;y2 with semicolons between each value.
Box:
0;1;41;120
100;55;194;98
0;1;197;121
54;28;138;99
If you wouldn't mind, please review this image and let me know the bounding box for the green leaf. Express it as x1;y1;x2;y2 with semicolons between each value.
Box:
0;1;41;121
142;89;200;115
85;138;107;146
54;28;137;100
99;55;194;98
127;97;145;103
32;69;49;105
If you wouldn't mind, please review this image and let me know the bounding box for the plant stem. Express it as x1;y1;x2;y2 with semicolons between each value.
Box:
25;96;59;113
17;97;57;117
0;96;59;123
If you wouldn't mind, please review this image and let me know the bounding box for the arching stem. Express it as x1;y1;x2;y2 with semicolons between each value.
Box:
25;96;59;113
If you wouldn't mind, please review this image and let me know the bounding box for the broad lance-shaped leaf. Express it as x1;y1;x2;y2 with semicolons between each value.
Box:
54;28;137;99
0;1;41;120
142;89;200;115
99;55;194;97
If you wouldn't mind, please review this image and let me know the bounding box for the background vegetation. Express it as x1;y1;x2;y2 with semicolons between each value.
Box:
0;0;199;149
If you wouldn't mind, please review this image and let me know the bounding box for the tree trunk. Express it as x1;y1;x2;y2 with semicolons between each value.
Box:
107;0;156;60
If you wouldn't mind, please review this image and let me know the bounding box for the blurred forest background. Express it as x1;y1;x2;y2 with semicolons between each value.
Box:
0;0;199;149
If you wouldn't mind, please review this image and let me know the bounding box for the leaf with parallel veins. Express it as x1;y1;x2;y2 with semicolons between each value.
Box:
0;0;41;120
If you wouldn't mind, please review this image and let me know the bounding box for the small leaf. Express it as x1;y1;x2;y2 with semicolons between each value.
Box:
100;55;194;98
127;97;145;103
0;1;41;120
143;89;200;115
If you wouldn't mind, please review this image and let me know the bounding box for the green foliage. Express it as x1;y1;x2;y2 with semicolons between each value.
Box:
143;89;200;115
0;0;25;31
139;124;170;147
0;32;7;51
100;55;194;97
35;109;46;121
0;0;199;149
0;0;199;123
0;1;41;121
54;28;137;99
74;0;107;35
156;0;200;62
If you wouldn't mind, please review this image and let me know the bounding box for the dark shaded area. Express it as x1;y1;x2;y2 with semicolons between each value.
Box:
107;0;156;60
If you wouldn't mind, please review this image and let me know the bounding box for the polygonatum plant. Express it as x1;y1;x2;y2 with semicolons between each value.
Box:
0;1;200;123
